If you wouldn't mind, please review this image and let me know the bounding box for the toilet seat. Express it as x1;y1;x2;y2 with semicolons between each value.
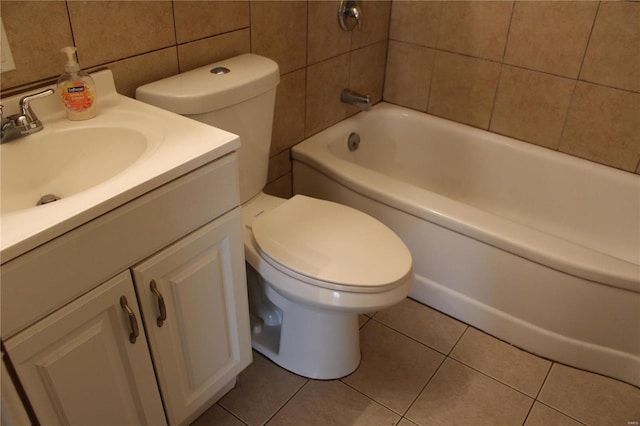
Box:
251;195;412;293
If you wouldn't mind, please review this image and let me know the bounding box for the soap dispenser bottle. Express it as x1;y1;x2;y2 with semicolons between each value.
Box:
57;47;96;120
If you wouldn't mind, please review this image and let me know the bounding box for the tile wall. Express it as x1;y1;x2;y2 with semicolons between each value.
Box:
386;1;640;173
2;1;639;199
0;0;390;197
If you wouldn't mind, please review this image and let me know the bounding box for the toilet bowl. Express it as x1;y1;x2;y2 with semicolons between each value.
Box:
242;193;412;378
136;54;414;379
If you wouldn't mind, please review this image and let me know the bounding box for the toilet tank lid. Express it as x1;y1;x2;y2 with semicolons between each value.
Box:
135;54;280;115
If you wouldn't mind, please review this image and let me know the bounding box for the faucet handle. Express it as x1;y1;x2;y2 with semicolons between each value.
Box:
19;88;55;117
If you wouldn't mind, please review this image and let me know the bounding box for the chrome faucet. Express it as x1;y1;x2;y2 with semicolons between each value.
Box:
340;89;371;111
1;88;55;144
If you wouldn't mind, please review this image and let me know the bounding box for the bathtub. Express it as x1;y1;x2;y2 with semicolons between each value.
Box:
291;102;640;387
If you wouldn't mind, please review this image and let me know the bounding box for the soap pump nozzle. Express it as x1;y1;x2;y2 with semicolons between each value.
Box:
61;46;80;73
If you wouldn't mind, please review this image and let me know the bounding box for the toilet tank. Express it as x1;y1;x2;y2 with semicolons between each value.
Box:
136;54;280;203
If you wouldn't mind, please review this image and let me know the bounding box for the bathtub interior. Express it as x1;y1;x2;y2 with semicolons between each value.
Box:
324;104;639;266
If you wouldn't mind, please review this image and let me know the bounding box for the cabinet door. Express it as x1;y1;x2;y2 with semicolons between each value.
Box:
4;271;166;426
132;208;251;426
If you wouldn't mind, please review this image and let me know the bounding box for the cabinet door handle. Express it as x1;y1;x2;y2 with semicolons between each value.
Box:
120;296;139;344
150;280;167;327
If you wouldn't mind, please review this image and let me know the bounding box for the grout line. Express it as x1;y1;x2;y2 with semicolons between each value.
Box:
534;360;554;400
402;353;448;419
216;403;251;426
261;378;309;425
575;0;602;83
487;0;517;131
532;399;591;426
369;316;451;357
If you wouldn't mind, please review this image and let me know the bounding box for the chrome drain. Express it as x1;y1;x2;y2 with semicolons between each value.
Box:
36;194;61;206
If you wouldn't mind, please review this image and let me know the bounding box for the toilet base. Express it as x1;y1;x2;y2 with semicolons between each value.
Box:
248;268;361;379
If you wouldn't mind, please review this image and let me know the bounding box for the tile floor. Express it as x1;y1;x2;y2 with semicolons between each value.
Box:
192;298;640;426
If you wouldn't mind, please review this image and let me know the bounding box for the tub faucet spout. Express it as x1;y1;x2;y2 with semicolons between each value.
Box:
341;89;371;111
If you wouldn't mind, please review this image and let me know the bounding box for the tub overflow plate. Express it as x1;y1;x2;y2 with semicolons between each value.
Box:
36;194;61;206
347;132;360;151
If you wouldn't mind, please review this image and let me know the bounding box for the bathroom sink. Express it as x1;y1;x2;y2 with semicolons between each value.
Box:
1;126;149;214
0;69;239;262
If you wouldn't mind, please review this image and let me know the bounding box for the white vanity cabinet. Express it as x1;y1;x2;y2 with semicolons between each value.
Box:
1;154;252;425
132;210;250;425
4;272;167;425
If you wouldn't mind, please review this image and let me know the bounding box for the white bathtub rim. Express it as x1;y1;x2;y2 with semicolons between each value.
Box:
292;111;640;293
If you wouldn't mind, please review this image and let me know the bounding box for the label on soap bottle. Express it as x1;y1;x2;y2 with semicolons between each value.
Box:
61;82;94;112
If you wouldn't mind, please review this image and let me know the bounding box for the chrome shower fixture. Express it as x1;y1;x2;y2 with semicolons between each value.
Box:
338;0;362;32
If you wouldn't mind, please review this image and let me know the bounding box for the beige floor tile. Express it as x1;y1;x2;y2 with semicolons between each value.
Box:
406;358;533;426
450;327;551;397
218;352;307;426
359;314;371;328
538;363;640;426
191;404;245;426
342;320;444;415
268;380;400;426
524;402;583;426
373;298;467;354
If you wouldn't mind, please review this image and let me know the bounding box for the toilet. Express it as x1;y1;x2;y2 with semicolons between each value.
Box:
136;54;413;379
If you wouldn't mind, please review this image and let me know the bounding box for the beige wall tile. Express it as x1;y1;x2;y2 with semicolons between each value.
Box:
538;363;640;425
3;0;636;175
250;1;306;75
450;328;551;398
67;1;175;68
177;29;250;72
504;1;597;79
428;51;501;129
351;1;391;50
438;1;513;61
580;1;640;92
173;1;249;44
350;41;387;105
407;358;533;426
267;150;292;183
1;1;74;90
383;40;434;112
271;69;306;155
263;173;292;199
491;66;575;149
103;48;179;99
559;82;640;172
389;1;441;48
307;0;351;65
305;54;351;136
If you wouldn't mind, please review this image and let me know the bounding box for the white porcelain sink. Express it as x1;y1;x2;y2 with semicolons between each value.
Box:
0;69;239;262
1;126;149;213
